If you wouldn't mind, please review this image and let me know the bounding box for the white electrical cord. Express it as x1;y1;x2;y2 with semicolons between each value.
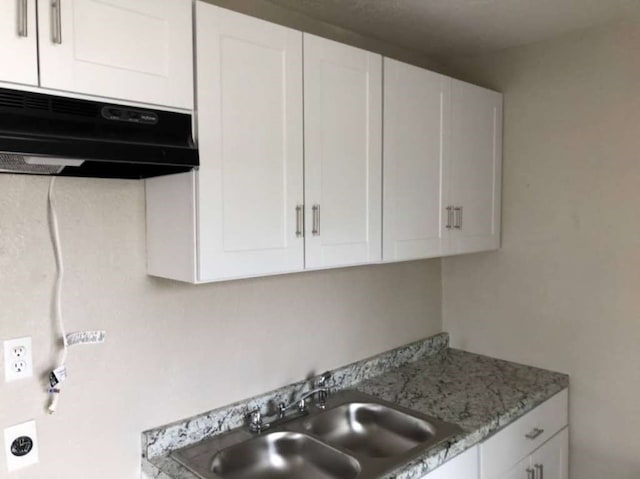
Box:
47;177;68;414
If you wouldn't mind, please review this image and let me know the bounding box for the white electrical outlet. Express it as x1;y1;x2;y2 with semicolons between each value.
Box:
3;420;39;472
3;337;33;382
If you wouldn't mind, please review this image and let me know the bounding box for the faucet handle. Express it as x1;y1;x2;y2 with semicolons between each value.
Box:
316;371;332;388
248;408;264;433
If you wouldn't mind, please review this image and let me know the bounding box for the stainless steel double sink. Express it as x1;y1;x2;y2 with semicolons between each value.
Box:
171;390;462;479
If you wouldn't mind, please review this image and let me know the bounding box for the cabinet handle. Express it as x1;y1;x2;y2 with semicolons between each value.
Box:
526;468;535;479
454;206;462;229
534;464;544;479
17;0;28;37
312;204;320;236
52;0;62;44
525;427;545;440
295;205;304;238
445;206;453;229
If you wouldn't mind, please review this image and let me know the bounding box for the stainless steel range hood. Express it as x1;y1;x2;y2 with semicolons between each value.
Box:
0;88;198;179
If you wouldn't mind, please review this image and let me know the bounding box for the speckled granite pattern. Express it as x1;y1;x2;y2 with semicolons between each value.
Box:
353;349;569;478
142;333;449;461
141;334;569;479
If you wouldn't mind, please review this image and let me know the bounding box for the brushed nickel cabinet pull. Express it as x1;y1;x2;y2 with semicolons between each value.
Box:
534;464;544;479
526;468;535;479
312;204;320;236
454;206;462;229
445;206;453;229
525;427;544;440
52;0;62;44
18;0;28;37
295;205;303;238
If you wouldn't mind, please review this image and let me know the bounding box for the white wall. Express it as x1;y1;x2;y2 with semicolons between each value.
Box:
442;19;640;479
0;175;442;478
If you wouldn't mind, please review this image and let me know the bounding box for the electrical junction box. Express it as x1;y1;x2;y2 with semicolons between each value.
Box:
3;420;39;472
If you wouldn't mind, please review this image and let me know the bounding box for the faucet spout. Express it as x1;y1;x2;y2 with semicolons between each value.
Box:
247;371;333;434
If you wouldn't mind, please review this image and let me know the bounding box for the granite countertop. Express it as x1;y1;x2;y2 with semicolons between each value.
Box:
142;333;569;479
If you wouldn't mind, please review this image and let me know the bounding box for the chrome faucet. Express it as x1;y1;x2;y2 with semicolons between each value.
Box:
247;371;333;433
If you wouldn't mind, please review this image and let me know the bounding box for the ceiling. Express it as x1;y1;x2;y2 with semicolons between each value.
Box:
265;0;640;60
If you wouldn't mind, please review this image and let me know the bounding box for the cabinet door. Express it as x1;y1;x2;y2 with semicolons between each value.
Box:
531;428;569;479
446;79;502;255
383;58;450;262
304;34;382;269
37;0;193;109
493;455;532;479
0;0;38;86
425;445;478;479
196;3;304;281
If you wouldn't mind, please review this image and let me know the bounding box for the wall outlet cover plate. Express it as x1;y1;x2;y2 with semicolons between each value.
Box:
3;337;33;382
4;420;39;472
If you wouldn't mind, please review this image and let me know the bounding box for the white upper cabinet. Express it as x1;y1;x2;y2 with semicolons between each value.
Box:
382;61;502;261
0;0;193;108
0;0;38;86
146;4;502;283
445;79;502;255
37;0;193;109
383;58;450;262
147;2;304;282
303;34;382;269
196;3;304;281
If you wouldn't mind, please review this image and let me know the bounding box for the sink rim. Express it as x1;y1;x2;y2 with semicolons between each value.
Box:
170;389;464;479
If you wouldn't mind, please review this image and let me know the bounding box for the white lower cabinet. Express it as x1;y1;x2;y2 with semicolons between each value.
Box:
480;389;569;479
492;429;568;479
531;428;569;479
423;445;479;479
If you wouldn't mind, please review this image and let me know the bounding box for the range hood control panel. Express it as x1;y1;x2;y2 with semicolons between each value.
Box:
101;106;158;125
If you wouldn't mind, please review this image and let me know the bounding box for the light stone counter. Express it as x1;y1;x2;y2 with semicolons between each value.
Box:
141;333;568;479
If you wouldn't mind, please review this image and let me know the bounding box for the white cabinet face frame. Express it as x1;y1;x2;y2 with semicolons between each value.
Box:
480;390;569;479
530;428;569;479
303;33;383;269
0;0;38;86
37;0;193;109
424;444;479;479
383;57;451;262
445;79;502;255
195;3;305;281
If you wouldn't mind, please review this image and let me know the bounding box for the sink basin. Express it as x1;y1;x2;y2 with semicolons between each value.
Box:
210;432;360;479
302;402;436;458
174;431;361;479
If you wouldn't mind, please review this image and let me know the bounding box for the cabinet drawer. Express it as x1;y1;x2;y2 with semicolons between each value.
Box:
480;389;568;478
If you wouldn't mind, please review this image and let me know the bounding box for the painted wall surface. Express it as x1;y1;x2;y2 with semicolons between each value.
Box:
0;175;442;478
442;19;640;479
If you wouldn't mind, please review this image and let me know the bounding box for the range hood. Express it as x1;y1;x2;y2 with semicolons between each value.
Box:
0;88;198;179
